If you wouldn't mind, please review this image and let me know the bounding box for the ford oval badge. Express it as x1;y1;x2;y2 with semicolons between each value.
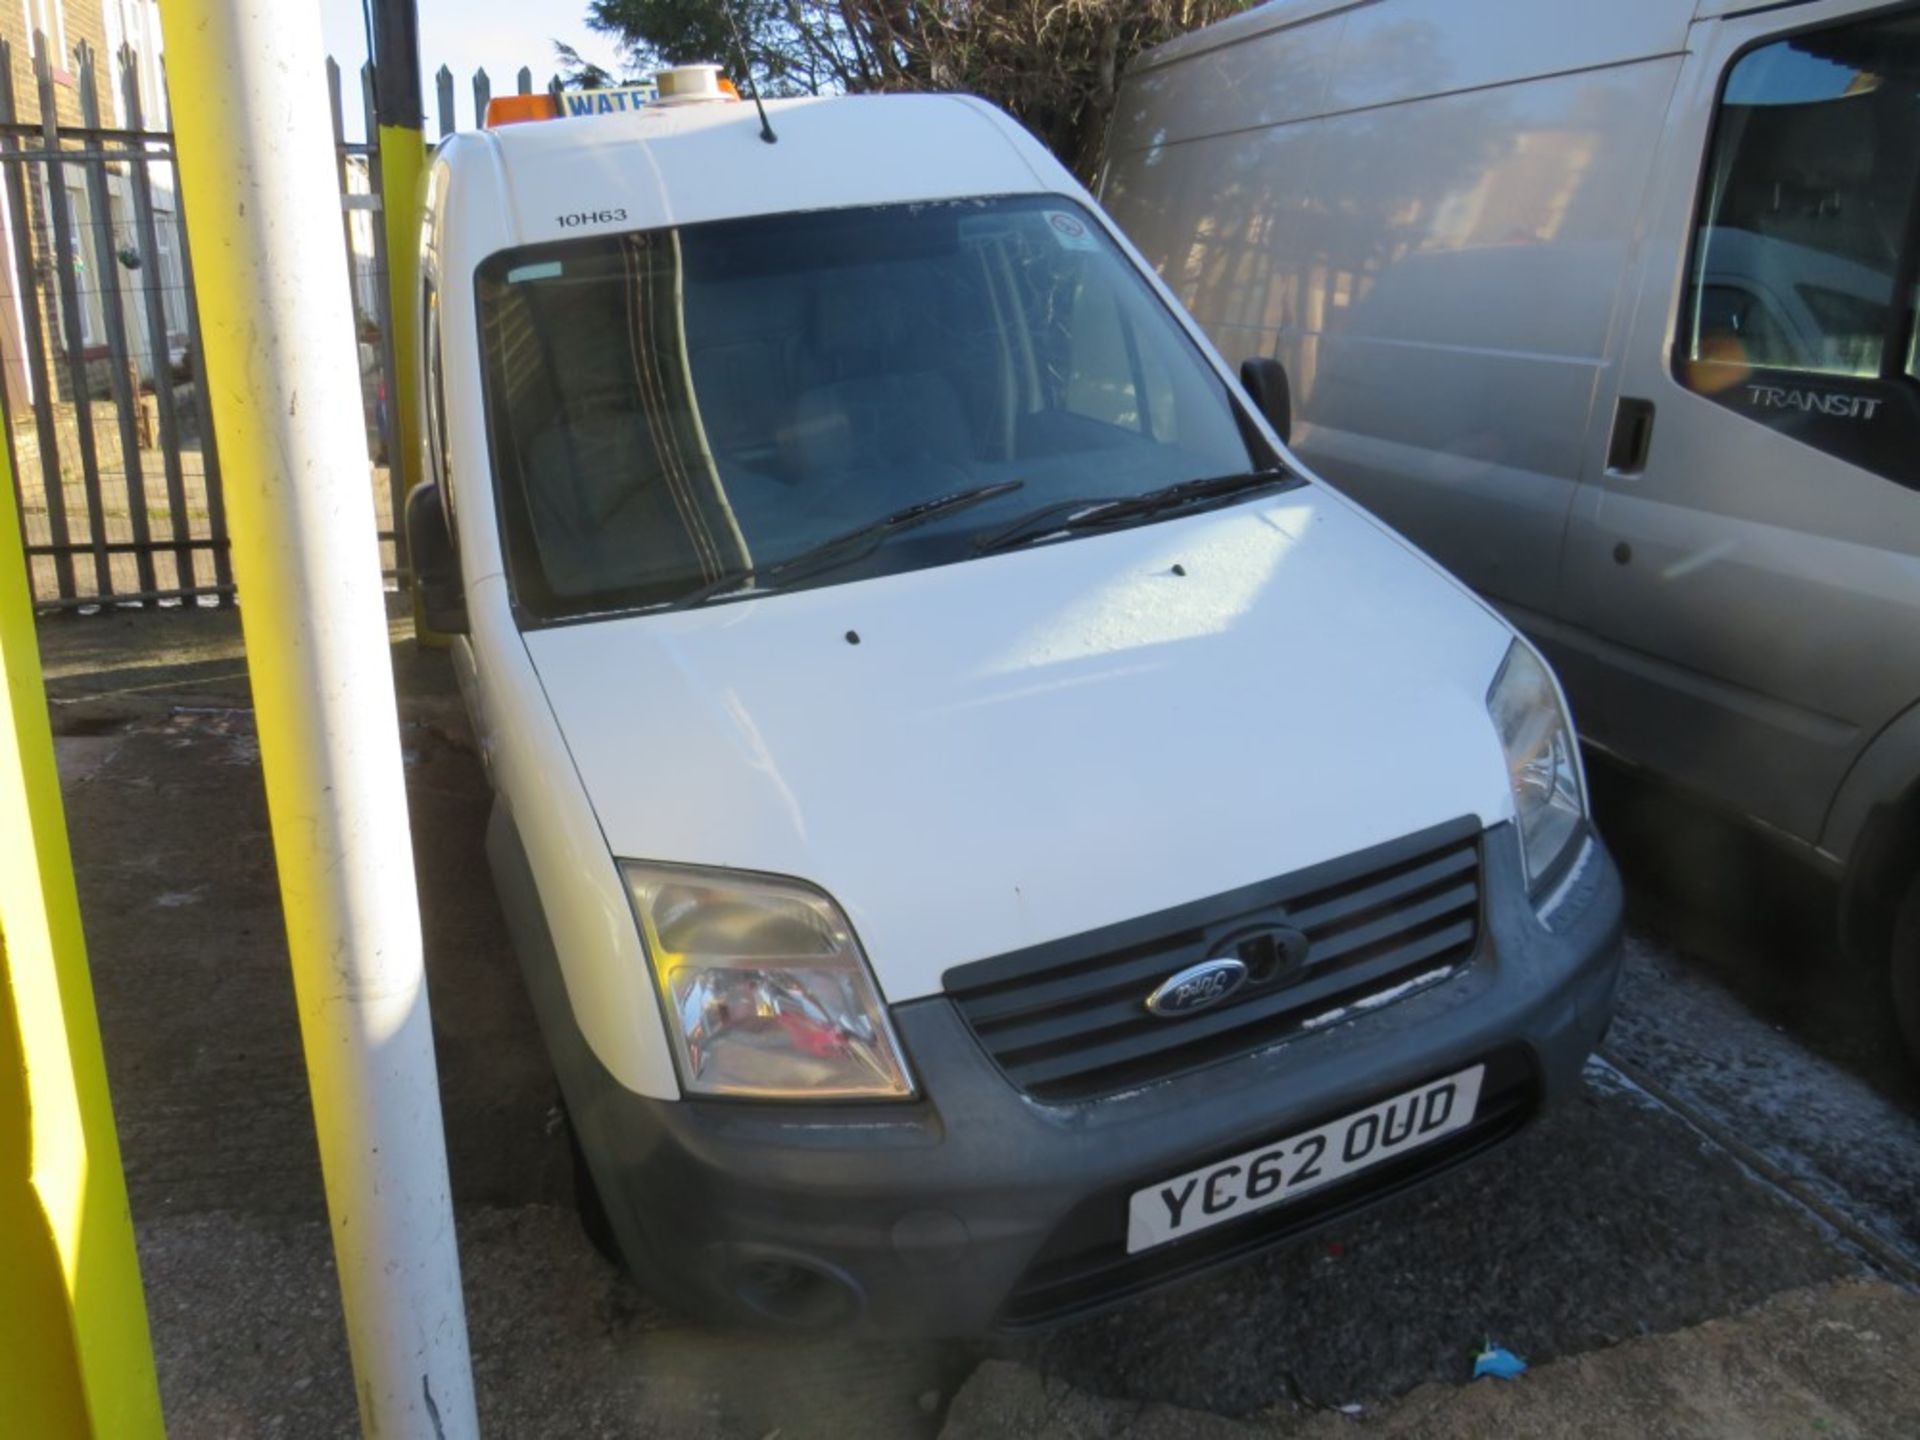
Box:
1145;958;1248;1018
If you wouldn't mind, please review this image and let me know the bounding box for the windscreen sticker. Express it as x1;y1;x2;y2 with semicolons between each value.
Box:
506;260;564;285
1044;210;1099;252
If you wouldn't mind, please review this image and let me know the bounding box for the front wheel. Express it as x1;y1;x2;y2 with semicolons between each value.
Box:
1893;873;1920;1068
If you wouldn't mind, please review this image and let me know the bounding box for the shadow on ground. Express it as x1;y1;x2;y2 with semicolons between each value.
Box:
1587;757;1919;1117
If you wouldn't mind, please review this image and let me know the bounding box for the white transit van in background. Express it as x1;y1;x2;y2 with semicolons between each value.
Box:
404;66;1623;1334
1101;0;1920;1059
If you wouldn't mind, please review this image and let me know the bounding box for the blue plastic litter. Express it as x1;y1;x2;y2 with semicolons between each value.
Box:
1471;1344;1528;1381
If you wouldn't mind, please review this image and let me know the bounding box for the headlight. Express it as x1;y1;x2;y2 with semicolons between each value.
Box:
623;861;915;1100
1486;641;1586;891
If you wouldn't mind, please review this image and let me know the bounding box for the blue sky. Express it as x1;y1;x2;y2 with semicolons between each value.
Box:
319;0;627;133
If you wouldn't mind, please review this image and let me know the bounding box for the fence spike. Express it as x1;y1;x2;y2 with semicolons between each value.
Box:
358;61;402;512
152;49;232;599
34;28;113;598
0;38;482;604
517;65;533;96
117;41;197;595
76;39;158;596
325;57;360;344
118;39;137;100
0;32;76;597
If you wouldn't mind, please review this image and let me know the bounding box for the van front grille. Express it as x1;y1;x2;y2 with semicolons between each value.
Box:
943;818;1483;1102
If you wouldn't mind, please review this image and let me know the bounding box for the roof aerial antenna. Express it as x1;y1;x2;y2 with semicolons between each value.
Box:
719;0;778;144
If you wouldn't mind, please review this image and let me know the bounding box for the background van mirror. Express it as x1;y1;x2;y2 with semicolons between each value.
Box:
1240;357;1293;446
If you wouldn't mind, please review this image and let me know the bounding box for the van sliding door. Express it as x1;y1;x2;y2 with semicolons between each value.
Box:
1560;0;1920;845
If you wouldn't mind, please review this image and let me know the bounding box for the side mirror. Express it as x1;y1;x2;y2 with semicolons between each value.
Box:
1239;356;1292;447
405;482;468;635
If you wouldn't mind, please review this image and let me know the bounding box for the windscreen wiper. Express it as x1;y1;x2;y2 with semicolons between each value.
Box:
671;480;1025;609
973;468;1296;557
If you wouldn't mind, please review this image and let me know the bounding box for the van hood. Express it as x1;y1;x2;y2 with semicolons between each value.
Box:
523;492;1518;1001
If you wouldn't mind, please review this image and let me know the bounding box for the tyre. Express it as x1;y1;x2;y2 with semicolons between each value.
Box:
1894;873;1920;1068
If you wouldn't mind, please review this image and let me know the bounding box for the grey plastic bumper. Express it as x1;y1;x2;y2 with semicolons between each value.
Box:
492;811;1623;1338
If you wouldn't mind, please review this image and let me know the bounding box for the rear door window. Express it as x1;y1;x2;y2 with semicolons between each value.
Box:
1676;8;1920;485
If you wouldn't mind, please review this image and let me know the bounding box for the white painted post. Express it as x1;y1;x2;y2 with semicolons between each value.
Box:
153;2;479;1434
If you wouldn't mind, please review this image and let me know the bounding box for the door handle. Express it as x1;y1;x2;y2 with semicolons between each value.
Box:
1605;397;1655;475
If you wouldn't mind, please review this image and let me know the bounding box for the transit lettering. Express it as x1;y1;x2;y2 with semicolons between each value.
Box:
1743;384;1882;421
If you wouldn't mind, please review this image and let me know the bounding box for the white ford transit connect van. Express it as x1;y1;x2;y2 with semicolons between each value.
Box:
405;72;1624;1335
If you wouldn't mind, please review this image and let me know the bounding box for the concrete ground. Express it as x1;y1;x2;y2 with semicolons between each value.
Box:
35;603;1920;1436
946;1281;1920;1438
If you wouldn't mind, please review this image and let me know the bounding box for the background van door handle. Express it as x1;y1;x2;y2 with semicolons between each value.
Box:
1606;397;1656;475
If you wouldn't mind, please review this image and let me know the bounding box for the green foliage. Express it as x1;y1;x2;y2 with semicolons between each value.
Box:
553;41;616;90
584;0;846;97
579;0;1253;179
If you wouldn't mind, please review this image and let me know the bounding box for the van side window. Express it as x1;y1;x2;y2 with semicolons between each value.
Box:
1695;283;1793;366
1675;10;1920;484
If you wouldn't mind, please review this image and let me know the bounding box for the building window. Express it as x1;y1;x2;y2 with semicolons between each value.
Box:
103;0;128;124
65;179;102;347
152;210;187;337
101;0;166;128
27;0;68;61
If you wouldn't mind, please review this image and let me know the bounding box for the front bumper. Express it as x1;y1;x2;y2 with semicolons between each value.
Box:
522;819;1623;1337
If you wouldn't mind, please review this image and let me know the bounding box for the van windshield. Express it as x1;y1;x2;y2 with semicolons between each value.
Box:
474;196;1266;622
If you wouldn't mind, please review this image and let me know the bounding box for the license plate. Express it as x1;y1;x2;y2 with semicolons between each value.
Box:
1125;1064;1485;1254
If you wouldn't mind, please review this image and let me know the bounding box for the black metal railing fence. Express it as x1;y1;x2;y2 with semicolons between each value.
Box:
0;26;557;609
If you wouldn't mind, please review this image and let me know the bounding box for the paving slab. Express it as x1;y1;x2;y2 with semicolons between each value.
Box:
1009;1058;1865;1415
1606;939;1920;1280
65;706;567;1221
139;1205;967;1439
943;1280;1920;1439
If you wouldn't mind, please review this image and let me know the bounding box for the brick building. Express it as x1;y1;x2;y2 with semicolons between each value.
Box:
0;0;184;411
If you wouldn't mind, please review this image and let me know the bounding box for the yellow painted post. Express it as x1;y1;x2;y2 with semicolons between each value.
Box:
384;126;446;645
371;0;440;645
0;441;163;1430
378;125;424;510
158;2;478;1432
